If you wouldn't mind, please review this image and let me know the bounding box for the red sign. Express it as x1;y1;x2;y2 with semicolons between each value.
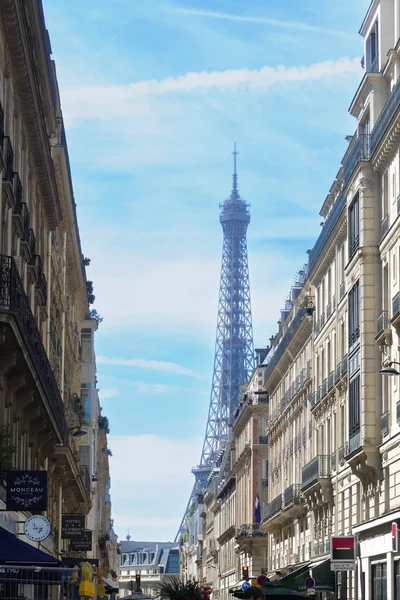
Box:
331;536;355;563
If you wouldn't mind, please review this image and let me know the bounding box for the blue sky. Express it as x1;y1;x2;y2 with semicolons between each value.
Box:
43;0;369;542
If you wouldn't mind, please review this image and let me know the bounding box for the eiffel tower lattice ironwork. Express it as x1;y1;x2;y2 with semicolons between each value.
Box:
176;144;255;539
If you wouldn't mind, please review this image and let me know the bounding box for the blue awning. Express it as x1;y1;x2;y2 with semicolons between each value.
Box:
0;526;62;565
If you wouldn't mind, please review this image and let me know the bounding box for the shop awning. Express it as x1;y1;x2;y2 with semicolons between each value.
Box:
0;526;62;566
279;563;311;591
297;558;335;592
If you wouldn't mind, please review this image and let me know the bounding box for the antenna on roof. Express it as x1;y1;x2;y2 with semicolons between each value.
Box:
127;529;131;541
232;142;239;194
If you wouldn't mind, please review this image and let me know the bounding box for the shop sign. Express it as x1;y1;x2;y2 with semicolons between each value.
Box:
6;470;47;511
69;530;92;552
62;514;85;539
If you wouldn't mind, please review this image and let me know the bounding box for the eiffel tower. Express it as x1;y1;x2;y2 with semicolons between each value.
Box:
176;145;255;537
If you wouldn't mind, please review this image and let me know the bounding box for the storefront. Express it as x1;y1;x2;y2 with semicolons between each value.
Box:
353;510;400;600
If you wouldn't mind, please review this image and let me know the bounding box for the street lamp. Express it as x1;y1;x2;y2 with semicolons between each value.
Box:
380;361;400;376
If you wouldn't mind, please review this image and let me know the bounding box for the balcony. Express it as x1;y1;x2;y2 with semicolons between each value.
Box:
381;214;389;240
301;456;331;501
346;431;361;456
235;523;268;546
0;255;66;439
371;70;400;154
392;293;400;329
381;411;389;438
309;193;346;272
376;310;391;344
339;282;345;302
258;435;268;445
262;494;283;524
283;484;305;518
343;134;371;186
328;371;334;391
331;451;336;472
321;378;328;399
344;431;380;488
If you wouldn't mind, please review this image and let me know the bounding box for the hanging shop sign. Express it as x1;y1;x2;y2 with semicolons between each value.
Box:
70;530;92;552
24;515;51;542
62;514;85;539
6;470;48;511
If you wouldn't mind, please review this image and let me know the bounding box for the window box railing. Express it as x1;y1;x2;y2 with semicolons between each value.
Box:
335;363;341;383
283;484;302;507
326;302;332;320
263;494;283;521
338;445;345;466
381;214;389;240
301;455;331;489
339;282;345;301
322;378;328;398
346;431;361;456
328;371;334;390
381;411;389;437
309;193;346;272
331;451;336;471
343;134;371;185
377;310;389;335
393;293;400;320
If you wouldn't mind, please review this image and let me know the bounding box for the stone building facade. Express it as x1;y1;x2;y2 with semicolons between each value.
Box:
0;0;115;569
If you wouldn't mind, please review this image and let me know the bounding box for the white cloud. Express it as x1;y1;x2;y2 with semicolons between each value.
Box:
168;7;356;38
62;58;361;121
99;387;118;399
109;434;202;540
97;355;197;377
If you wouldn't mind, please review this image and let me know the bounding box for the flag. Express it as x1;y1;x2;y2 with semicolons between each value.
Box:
254;493;261;524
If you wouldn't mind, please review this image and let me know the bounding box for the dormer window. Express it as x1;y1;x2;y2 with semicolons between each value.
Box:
366;21;379;72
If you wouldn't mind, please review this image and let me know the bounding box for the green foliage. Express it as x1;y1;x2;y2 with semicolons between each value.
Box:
0;424;15;470
157;578;205;600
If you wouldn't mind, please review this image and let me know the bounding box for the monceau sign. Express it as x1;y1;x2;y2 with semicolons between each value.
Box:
6;471;48;511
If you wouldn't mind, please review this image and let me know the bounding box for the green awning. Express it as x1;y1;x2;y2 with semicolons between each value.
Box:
278;563;310;591
297;558;335;592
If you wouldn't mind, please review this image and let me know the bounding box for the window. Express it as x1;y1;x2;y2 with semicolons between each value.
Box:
348;281;360;347
349;375;360;438
367;21;379;71
81;384;91;422
349;193;360;260
395;560;400;600
372;562;387;600
81;328;92;362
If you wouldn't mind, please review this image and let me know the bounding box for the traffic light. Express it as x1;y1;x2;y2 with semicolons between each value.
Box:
242;566;249;581
135;574;141;591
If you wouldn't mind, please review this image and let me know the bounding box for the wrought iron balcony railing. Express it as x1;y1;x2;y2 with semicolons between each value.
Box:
0;255;67;439
335;363;341;383
328;371;334;390
381;214;389;240
368;53;379;73
343;134;371;185
301;455;331;489
346;431;361;456
236;524;268;539
393;292;400;320
371;71;400;154
309;193;346;271
283;484;302;507
381;411;389;437
377;310;389;335
263;494;283;521
321;378;328;398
